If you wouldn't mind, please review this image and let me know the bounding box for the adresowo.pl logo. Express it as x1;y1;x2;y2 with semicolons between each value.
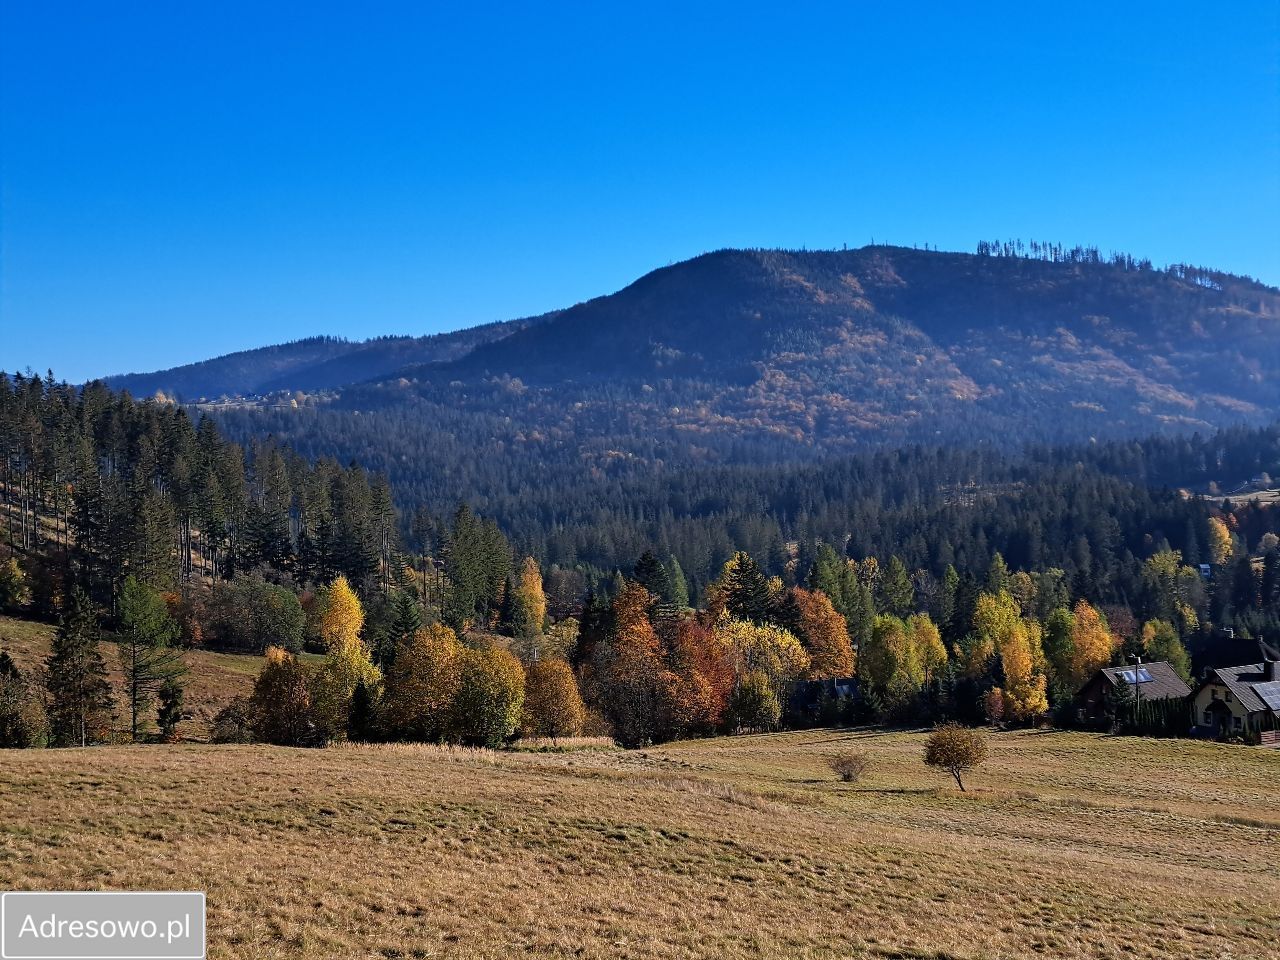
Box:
1;892;205;960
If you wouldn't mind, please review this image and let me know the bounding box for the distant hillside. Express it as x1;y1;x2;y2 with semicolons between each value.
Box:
103;315;554;400
109;246;1280;438
327;245;1279;448
118;244;1280;524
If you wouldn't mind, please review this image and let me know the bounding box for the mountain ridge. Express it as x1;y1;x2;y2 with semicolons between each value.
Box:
107;245;1280;453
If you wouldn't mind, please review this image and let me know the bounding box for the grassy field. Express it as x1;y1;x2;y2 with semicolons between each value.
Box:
1;729;1277;959
0;614;266;737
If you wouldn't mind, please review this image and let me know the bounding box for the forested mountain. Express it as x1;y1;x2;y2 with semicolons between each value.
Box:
410;244;1279;445
103;314;553;400
109;245;1280;443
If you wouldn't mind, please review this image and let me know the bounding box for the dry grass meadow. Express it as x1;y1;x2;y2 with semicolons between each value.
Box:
0;614;299;737
1;728;1278;959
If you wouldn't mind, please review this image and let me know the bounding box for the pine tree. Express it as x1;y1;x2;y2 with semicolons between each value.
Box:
717;552;773;623
634;551;673;603
667;555;690;609
939;564;959;638
116;576;187;741
985;552;1011;596
880;556;915;618
46;587;114;746
384;589;423;668
846;581;876;654
156;676;185;740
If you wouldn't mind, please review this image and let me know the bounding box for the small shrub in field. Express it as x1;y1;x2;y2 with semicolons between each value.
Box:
210;697;256;744
924;722;989;791
827;750;870;783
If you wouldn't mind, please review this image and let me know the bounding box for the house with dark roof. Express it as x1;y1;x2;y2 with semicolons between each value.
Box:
1075;661;1192;726
1193;645;1280;740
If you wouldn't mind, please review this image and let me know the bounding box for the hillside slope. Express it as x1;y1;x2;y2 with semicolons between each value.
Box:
0;615;259;738
103;314;554;400
112;246;1280;445
371;246;1280;445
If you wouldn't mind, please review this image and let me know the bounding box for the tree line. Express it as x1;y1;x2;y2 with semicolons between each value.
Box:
4;373;1280;748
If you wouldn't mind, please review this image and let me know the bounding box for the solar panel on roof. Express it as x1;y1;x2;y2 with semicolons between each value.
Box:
1255;681;1280;712
1119;668;1153;684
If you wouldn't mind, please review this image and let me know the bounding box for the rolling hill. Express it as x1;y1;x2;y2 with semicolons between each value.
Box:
110;245;1280;445
103;314;554;400
105;245;1280;559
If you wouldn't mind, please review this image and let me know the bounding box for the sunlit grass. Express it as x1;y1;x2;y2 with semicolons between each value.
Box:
0;614;257;737
1;728;1276;958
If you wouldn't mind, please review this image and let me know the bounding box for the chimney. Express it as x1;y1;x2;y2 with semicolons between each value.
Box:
1268;658;1280;683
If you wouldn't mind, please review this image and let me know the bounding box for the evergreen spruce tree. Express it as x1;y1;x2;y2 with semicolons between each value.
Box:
940;565;960;638
384;589;424;667
880;556;915;618
156;676;185;740
633;551;673;603
719;552;773;623
667;555;690;609
46;587;114;747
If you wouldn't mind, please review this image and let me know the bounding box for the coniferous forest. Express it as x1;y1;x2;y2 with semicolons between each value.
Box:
4;369;1280;750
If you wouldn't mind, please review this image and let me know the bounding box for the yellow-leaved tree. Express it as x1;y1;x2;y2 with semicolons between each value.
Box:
715;616;810;693
320;575;364;651
967;591;1048;721
906;613;948;685
860;615;915;691
1206;516;1234;567
520;657;585;739
382;624;463;741
311;576;380;742
508;557;548;661
958;591;1021;679
1067;600;1116;689
1000;621;1048;721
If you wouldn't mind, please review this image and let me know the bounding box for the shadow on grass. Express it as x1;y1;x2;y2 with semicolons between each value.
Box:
854;787;936;796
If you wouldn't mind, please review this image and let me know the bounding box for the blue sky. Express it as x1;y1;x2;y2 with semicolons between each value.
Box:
3;2;1278;382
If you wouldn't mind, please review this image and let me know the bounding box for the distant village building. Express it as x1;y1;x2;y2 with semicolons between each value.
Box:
1194;650;1280;740
1075;661;1191;726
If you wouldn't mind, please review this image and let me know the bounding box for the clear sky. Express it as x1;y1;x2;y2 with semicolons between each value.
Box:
3;2;1278;383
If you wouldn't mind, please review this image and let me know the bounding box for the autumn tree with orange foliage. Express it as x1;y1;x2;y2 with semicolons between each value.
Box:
665;616;737;737
787;587;854;679
592;582;665;746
